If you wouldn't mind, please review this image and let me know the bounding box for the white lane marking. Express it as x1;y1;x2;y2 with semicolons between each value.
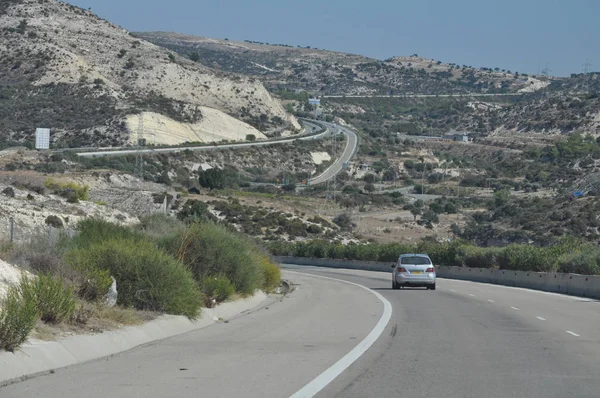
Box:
450;289;457;293
510;306;519;311
488;299;495;303
468;294;475;297
536;316;546;321
566;331;580;337
441;278;600;302
286;271;393;398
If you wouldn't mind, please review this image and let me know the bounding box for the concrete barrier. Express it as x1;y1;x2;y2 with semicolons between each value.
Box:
276;257;600;300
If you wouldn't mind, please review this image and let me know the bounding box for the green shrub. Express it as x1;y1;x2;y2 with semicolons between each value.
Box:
66;239;202;319
558;248;600;275
138;214;186;241
45;215;64;229
45;178;89;202
455;245;500;268
70;218;143;249
200;275;235;305
497;244;559;272
177;200;214;223
256;255;280;292
73;265;113;302
0;279;39;352
20;274;76;324
160;223;263;295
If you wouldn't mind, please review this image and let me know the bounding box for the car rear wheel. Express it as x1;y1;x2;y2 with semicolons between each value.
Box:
392;280;399;290
429;284;436;290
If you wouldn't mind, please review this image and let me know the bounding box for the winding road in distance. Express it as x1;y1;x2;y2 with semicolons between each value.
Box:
308;122;358;186
74;120;327;158
75;118;361;186
3;266;599;398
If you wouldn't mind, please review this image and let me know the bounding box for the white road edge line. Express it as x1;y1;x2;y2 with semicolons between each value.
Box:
450;289;457;293
468;294;475;297
536;316;546;321
510;306;519;310
488;299;495;303
566;331;580;337
286;270;393;398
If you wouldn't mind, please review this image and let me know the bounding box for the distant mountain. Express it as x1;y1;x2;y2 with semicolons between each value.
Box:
0;0;299;149
134;32;547;96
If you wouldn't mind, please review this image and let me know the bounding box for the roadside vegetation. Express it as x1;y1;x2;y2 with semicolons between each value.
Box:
268;236;600;275
0;215;279;352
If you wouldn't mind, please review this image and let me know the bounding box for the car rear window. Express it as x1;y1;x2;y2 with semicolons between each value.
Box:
400;256;431;265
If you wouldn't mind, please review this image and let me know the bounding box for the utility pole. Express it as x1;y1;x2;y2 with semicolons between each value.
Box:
135;113;145;181
582;59;592;94
541;63;552;99
332;131;337;202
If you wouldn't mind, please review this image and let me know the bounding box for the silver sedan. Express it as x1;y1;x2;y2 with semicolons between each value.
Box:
391;254;436;290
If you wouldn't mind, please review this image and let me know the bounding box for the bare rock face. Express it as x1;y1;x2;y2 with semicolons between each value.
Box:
0;0;298;148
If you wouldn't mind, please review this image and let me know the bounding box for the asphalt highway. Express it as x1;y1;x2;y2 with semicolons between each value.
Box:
3;266;598;398
308;122;358;186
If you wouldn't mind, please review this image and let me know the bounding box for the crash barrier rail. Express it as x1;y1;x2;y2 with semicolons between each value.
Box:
274;257;600;300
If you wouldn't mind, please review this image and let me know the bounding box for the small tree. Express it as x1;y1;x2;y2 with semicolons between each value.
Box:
364;183;375;193
189;52;200;62
363;173;376;183
198;168;226;191
246;134;256;142
420;209;439;228
410;207;421;221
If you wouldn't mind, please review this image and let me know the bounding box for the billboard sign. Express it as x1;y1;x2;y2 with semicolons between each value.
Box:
35;128;50;150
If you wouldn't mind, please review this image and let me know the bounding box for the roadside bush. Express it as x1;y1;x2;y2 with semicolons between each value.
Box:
2;187;15;197
45;178;89;202
558;248;600;275
160;223;265;295
200;275;235;305
70;218;143;249
496;244;558;272
177;200;214;223
455;245;501;268
20;274;76;324
45;215;64;229
255;254;280;292
138;214;186;241
333;213;352;229
66;239;202;319
0;280;39;352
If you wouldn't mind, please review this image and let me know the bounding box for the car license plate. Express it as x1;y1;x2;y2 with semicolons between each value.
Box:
411;271;423;275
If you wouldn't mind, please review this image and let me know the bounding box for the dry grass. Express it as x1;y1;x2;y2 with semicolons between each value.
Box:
29;304;155;342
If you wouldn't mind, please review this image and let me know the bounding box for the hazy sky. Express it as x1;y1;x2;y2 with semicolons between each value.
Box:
66;0;599;77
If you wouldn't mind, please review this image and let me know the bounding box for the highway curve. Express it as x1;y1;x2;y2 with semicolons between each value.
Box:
3;266;599;398
308;122;358;186
291;267;600;398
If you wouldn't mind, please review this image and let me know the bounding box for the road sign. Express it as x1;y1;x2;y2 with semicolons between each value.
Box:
574;191;583;198
308;98;321;105
35;128;50;150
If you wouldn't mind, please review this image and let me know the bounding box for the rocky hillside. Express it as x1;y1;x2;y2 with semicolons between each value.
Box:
134;32;546;96
0;0;299;149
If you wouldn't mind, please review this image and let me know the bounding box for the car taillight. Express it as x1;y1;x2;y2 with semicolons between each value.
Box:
397;267;407;273
426;268;435;273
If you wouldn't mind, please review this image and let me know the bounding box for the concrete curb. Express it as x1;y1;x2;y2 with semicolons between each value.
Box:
275;256;600;300
0;291;268;385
